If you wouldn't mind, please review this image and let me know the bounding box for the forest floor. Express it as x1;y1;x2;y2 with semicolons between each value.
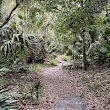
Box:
4;55;110;110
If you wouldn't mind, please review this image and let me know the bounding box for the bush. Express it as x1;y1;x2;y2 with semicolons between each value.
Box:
0;88;16;110
63;55;72;61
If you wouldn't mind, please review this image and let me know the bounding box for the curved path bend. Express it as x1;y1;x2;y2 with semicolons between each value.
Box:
38;56;91;110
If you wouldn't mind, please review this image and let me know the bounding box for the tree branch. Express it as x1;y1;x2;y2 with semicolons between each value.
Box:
0;0;24;28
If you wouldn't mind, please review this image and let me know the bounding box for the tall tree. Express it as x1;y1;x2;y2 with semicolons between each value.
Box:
38;0;109;70
0;0;3;20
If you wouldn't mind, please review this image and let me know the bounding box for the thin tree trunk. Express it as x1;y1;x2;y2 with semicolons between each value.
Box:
0;0;3;20
0;0;3;6
80;0;87;71
0;0;24;28
82;31;87;71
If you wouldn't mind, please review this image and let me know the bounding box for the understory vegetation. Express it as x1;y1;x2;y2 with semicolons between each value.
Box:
0;0;110;110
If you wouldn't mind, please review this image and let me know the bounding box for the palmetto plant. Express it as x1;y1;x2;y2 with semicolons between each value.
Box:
0;67;16;110
0;81;16;110
0;88;17;110
0;27;30;60
0;26;31;71
0;26;47;72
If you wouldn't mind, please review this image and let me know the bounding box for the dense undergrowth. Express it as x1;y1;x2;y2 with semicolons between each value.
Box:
0;0;110;109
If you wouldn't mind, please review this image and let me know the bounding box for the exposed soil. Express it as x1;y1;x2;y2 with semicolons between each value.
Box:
37;65;91;110
4;55;110;110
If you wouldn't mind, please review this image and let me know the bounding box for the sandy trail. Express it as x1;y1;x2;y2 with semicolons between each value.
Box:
5;55;92;110
5;55;109;110
38;57;90;110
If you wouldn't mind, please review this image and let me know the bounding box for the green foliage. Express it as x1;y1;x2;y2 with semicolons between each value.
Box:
46;57;58;66
0;67;10;76
12;61;27;73
0;27;29;58
1;0;110;71
68;45;80;57
33;81;42;100
54;0;110;67
63;55;72;61
18;14;24;20
10;22;17;30
0;26;32;72
0;88;16;110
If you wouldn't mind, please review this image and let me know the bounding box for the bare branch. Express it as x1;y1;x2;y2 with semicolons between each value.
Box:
0;0;24;28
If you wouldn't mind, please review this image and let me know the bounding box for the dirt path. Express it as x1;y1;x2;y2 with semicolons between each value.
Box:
5;55;110;110
37;60;91;110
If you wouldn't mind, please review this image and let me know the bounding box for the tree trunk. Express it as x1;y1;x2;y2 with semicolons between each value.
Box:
0;0;3;6
82;31;87;71
80;0;87;71
0;0;3;20
0;0;24;28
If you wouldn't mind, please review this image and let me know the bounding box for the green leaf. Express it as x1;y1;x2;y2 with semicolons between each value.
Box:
17;49;24;60
10;22;16;30
105;28;110;36
0;67;10;72
100;47;107;53
18;14;24;19
0;67;11;76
